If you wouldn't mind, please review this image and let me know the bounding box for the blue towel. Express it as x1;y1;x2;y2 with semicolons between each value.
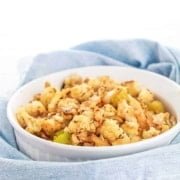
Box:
0;39;180;180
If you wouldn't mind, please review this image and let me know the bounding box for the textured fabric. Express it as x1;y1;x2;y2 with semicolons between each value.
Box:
0;39;180;180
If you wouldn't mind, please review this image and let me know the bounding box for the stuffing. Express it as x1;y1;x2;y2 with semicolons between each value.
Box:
130;135;141;142
70;84;93;102
117;100;133;118
112;133;130;145
99;119;123;142
161;124;170;132
79;95;101;111
16;107;27;128
123;80;141;97
48;91;62;112
152;112;174;131
67;115;96;134
81;109;94;119
121;120;139;137
142;127;160;139
16;74;176;146
138;88;154;104
63;74;83;88
25;100;46;117
58;98;79;115
152;113;168;125
41;118;63;137
70;132;92;145
40;84;56;107
71;134;80;145
94;104;116;123
87;78;101;90
16;107;43;134
128;95;148;129
91;134;109;146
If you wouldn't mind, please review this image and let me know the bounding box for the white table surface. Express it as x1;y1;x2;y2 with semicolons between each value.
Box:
0;0;180;97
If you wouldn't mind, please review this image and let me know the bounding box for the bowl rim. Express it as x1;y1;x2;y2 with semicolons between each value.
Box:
7;65;180;152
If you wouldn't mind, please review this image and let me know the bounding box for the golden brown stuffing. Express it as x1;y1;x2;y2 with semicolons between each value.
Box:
16;74;176;146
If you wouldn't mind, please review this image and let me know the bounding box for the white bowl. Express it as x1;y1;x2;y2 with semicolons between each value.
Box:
7;66;180;162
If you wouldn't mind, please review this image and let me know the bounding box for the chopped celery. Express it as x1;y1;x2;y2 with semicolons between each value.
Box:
53;130;71;144
148;100;165;113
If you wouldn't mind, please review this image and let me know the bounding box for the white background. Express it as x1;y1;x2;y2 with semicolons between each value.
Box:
0;0;180;96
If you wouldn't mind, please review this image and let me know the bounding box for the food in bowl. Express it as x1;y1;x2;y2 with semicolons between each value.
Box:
16;74;176;147
8;66;180;161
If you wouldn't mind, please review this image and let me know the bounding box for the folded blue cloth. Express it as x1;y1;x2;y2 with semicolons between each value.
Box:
1;39;180;180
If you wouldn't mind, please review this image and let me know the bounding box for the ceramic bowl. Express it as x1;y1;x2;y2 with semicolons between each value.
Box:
7;66;180;161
